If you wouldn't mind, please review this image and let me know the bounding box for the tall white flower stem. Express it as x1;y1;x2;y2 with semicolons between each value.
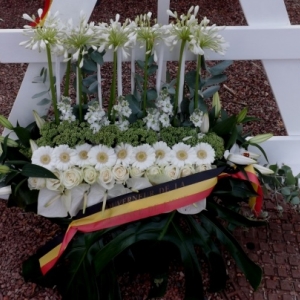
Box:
46;44;59;125
143;42;151;116
76;51;83;122
194;55;202;109
63;54;72;97
174;41;187;116
97;64;103;108
108;51;118;122
55;55;61;104
117;48;123;97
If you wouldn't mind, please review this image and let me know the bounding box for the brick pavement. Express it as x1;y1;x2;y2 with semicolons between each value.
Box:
212;200;300;300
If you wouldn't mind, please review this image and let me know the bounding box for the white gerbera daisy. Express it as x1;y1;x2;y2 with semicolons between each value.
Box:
115;143;133;167
74;144;92;167
194;143;215;165
31;146;54;170
52;145;77;171
152;141;171;166
88;145;116;170
170;143;196;168
131;144;156;171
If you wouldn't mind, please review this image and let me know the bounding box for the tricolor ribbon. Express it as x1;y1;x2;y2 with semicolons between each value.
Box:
37;165;262;275
30;0;53;27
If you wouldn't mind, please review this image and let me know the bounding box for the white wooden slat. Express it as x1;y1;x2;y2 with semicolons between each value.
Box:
157;0;170;25
117;49;123;97
249;136;300;175
2;26;300;64
240;0;300;135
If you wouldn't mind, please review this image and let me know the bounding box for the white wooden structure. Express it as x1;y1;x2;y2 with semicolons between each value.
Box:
0;0;300;172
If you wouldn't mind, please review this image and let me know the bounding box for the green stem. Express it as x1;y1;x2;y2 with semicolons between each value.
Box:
77;52;83;123
46;44;59;125
194;55;202;109
158;211;176;241
63;54;72;97
108;51;118;122
143;44;150;116
174;40;187;116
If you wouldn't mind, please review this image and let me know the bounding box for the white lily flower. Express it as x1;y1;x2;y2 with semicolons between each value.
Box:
253;164;274;175
177;198;206;215
0;186;12;196
224;144;257;165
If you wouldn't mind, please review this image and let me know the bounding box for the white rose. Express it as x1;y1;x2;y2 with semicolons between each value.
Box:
163;165;180;180
195;164;212;173
46;170;63;191
97;167;115;190
28;177;46;190
83;166;98;185
180;165;195;177
129;167;145;178
62;168;83;189
145;165;163;178
112;164;129;184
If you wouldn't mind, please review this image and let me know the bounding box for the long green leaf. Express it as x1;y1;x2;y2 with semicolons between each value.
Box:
21;164;58;179
186;216;227;292
200;211;262;290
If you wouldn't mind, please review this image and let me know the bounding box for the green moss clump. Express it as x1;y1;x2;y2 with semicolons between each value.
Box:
117;127;158;146
159;127;198;147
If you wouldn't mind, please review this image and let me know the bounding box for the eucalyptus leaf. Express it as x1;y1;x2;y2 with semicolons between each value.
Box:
202;85;220;99
208;60;233;76
202;74;227;88
90;51;104;65
37;98;51;106
32;90;49;99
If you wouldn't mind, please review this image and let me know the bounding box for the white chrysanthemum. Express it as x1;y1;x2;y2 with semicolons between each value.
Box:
74;144;92;167
31;146;54;170
170;143;196;168
152;141;171;166
88;145;116;170
194;143;215;165
115;143;133;167
52;145;77;171
131;144;156;171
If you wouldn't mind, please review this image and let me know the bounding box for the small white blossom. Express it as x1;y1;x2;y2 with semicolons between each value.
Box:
190;108;204;128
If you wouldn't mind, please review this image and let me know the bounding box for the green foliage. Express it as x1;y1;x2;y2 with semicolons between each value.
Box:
261;164;300;205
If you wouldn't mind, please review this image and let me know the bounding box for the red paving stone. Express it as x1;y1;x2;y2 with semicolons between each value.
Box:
216;199;300;300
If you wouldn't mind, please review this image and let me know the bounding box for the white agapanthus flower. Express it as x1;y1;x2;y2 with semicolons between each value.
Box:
32;146;54;170
135;12;166;62
194;143;215;165
62;11;99;67
131;144;156;171
88;145;117;170
170;143;197;168
20;10;64;54
96;14;136;59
